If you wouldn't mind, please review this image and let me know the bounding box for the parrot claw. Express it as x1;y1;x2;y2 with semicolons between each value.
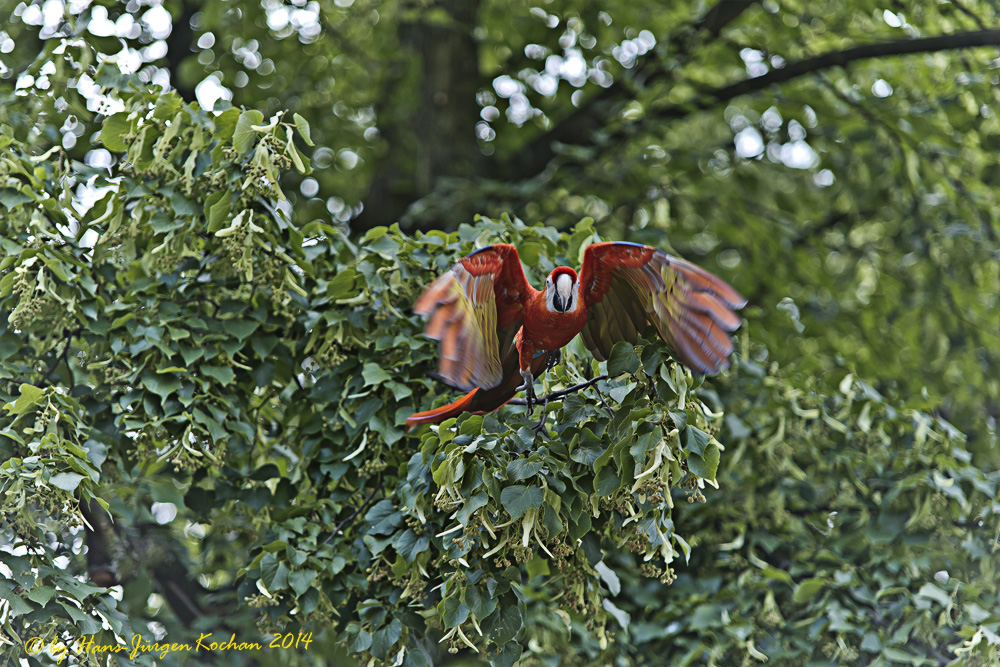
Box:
516;370;536;413
544;349;561;371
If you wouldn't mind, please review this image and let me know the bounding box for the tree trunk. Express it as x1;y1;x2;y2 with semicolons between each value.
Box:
357;0;483;230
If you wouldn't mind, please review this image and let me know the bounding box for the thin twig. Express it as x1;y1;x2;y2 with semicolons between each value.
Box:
592;383;615;419
323;481;385;544
950;0;988;30
532;398;551;434
508;374;610;406
40;329;79;385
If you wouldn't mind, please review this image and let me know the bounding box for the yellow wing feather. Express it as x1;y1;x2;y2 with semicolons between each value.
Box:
414;245;531;390
415;265;504;390
581;243;745;374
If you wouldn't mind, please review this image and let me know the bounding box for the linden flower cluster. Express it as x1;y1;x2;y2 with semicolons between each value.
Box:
241;115;300;199
215;210;264;281
9;256;69;336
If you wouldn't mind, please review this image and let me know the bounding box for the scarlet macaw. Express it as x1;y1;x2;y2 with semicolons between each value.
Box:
405;242;745;430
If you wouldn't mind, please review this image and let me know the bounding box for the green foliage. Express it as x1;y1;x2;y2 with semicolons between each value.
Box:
0;44;733;665
615;367;1000;664
269;213;728;664
0;46;319;666
2;3;1000;667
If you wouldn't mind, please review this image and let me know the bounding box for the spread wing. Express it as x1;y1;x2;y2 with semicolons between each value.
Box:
414;244;532;390
579;242;746;374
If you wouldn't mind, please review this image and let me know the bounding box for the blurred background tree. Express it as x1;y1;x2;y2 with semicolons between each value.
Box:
2;0;999;665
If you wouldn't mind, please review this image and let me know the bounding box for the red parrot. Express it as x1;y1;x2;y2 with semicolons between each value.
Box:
405;242;746;430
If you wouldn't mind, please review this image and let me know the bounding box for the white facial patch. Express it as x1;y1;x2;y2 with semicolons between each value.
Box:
556;274;573;306
546;273;576;312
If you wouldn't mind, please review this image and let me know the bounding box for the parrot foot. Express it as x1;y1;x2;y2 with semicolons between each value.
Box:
544;349;561;371
516;370;536;414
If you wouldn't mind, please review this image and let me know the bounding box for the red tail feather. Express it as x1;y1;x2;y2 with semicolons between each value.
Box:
405;338;550;431
405;388;482;430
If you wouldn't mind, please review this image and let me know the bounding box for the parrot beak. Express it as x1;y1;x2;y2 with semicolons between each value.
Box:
554;274;574;312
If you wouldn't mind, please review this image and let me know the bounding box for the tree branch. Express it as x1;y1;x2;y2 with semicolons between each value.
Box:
696;0;761;37
508;374;610;406
652;29;1000;121
494;0;759;180
40;329;79;386
500;28;999;182
949;0;989;31
323;481;385;544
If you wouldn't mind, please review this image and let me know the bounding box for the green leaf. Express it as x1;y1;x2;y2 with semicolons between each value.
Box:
365;499;402;535
686;453;709;480
607;341;640;375
500;485;543;519
441;598;469;628
792;577;827;604
506;458;543;481
370;618;402;659
404;648;431;667
25;586;56;606
594;465;622;496
49;472;85;492
592;432;616;475
349;629;372;653
483;605;521;644
540;503;563;535
201;365;235;385
392;529;429;561
916;582;952;606
0;581;32;616
326;268;357;298
0;187;32;210
362;363;391;386
465;584;496;619
260;554;289;590
286;133;309;173
568;510;591;541
221;319;258;341
5;384;45;416
233;109;265;154
525;555;550;578
684;426;712;457
762;566;794;586
58;602;102;634
882;646;933;665
206;190;233;232
100;112;130;152
141;373;181;401
685;427;719;481
170;190;199;216
288;569;317;596
491;642;523;667
456;492;488;525
212;107;241;141
293;113;314;145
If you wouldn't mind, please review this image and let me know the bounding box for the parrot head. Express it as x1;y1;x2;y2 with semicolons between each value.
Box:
545;267;579;313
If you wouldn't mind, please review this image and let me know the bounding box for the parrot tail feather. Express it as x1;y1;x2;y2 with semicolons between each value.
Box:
405;388;485;430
